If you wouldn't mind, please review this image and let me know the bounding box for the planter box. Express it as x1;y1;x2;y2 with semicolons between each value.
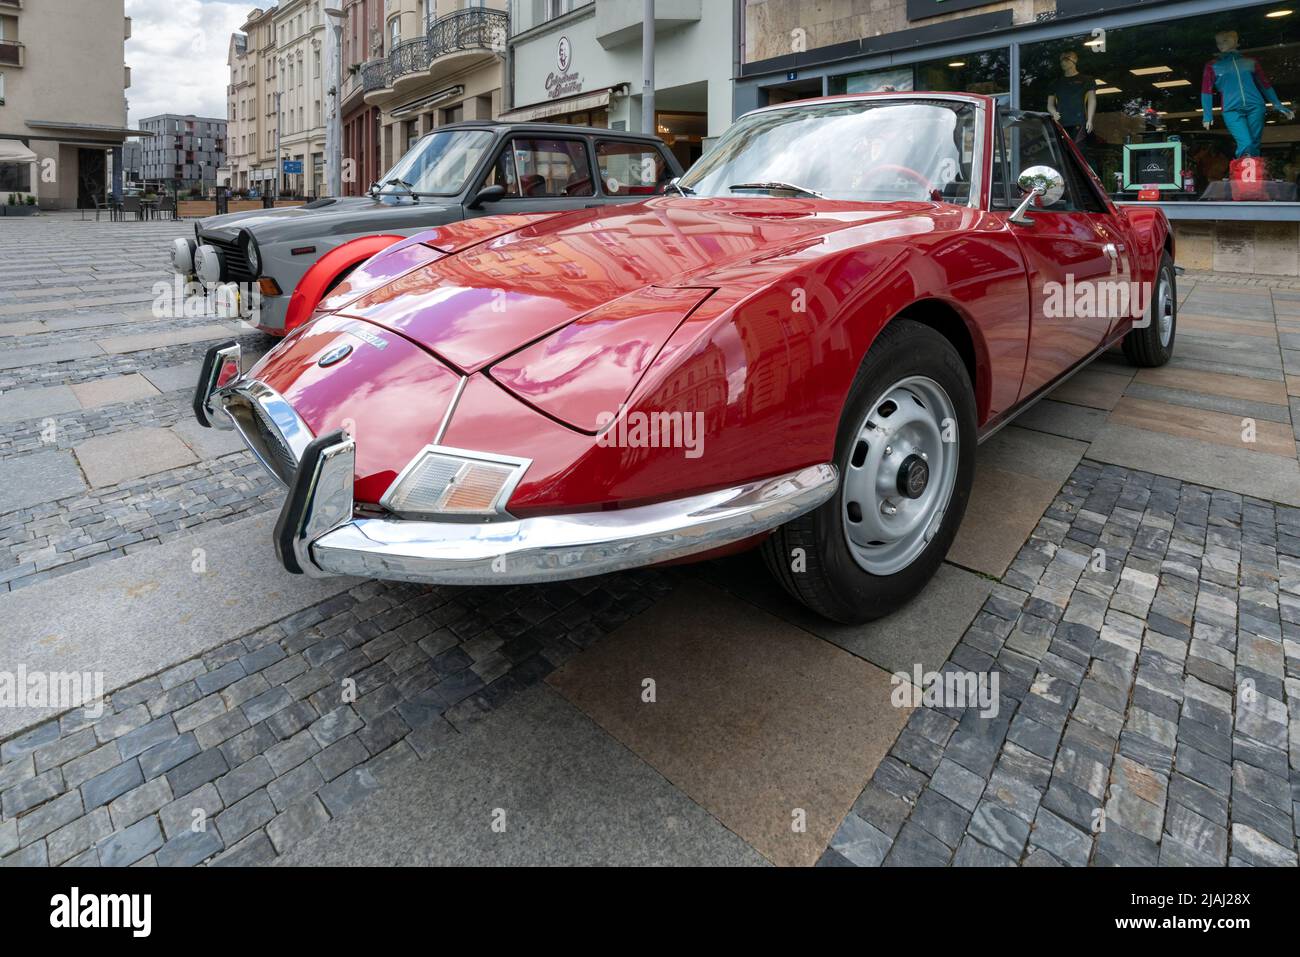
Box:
1;205;37;216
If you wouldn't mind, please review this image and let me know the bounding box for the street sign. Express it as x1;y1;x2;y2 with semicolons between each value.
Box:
282;160;304;175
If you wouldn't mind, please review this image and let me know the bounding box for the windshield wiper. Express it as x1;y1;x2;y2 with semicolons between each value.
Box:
664;179;696;197
729;181;825;199
380;178;420;203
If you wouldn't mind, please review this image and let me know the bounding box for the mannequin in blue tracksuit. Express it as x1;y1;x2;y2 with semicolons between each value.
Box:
1202;30;1294;157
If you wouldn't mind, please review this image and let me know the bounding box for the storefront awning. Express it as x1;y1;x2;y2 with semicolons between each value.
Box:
498;84;629;123
0;140;37;164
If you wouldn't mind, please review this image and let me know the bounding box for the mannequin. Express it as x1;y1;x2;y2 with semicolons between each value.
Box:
1047;51;1096;141
1201;30;1295;157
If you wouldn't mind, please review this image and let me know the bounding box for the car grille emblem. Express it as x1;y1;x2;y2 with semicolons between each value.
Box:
318;344;353;368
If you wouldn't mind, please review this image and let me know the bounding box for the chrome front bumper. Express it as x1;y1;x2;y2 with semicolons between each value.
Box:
195;345;839;585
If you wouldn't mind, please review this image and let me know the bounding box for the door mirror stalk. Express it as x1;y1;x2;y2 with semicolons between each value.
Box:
1010;166;1065;226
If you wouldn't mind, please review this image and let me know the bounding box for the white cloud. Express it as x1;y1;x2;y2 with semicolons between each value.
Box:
125;0;248;126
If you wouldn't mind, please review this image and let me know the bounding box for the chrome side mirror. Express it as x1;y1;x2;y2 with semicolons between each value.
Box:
1009;165;1065;226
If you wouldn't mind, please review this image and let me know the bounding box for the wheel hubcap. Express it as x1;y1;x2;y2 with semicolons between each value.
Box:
841;375;959;576
1157;272;1174;348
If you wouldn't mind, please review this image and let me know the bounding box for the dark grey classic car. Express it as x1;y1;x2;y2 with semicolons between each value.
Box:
171;121;683;335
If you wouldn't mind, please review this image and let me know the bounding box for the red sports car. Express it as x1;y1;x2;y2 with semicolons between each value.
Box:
195;93;1175;623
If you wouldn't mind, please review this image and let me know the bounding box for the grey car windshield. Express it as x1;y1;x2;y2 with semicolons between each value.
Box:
677;100;977;203
376;129;495;197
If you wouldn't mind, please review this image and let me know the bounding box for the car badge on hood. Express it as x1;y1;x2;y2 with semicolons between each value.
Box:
318;344;353;367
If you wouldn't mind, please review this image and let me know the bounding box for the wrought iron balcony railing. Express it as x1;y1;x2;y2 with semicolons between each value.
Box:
360;57;389;93
426;7;508;58
362;7;508;94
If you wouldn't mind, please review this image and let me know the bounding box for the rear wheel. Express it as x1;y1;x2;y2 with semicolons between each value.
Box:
1121;252;1176;367
762;319;977;624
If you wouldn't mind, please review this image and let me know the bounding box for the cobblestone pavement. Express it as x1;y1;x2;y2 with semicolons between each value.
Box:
823;461;1300;867
1;215;1299;867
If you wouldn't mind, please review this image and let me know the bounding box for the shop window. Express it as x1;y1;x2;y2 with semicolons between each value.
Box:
0;159;29;193
488;138;593;197
828;49;1009;99
596;141;671;195
1020;4;1300;203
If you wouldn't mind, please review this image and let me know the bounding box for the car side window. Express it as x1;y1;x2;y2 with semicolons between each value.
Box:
999;113;1079;212
595;141;671;195
485;137;594;198
990;123;1014;210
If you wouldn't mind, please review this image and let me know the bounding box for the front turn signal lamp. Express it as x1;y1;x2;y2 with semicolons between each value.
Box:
380;446;531;520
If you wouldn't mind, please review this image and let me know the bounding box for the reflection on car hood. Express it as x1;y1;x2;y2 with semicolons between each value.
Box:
197;196;461;243
334;196;947;372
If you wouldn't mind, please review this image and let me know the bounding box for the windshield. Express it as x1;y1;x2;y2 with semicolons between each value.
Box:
678;99;977;204
375;129;495;197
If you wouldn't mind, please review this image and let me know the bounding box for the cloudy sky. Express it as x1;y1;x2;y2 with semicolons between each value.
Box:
125;0;249;127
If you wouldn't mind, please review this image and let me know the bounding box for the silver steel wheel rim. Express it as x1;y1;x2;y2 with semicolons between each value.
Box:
841;375;959;576
1157;272;1174;348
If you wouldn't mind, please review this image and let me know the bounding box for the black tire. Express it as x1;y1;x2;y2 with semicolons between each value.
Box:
1122;251;1176;367
761;319;977;624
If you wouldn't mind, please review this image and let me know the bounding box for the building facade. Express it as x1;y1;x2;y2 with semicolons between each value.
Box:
136;115;226;192
359;0;509;177
274;0;328;197
501;0;734;167
736;0;1300;276
224;6;281;195
0;0;136;208
340;0;384;196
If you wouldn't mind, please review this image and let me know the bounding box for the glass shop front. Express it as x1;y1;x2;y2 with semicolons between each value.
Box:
822;2;1300;209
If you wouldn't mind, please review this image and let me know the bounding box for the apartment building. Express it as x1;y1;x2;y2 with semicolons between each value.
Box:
224;6;280;194
274;0;327;197
340;0;383;196
136;114;226;191
501;0;732;168
0;0;136;208
359;0;508;176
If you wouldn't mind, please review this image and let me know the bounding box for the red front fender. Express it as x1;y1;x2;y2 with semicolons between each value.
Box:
279;234;405;335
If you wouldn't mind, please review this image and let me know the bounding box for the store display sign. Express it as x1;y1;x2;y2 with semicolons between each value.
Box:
906;0;1005;23
547;35;583;100
1122;141;1183;191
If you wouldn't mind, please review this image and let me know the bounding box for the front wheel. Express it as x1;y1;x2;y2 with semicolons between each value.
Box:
762;319;977;624
1122;252;1176;367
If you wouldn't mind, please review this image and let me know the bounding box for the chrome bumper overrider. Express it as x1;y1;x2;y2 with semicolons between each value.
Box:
194;345;839;585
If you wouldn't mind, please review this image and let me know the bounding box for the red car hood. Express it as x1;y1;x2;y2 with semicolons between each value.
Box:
334;196;928;372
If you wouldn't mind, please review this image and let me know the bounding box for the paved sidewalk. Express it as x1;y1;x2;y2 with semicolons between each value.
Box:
0;217;1297;867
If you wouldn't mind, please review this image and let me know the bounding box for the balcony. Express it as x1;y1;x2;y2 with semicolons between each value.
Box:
0;1;23;9
0;40;24;67
596;0;699;49
363;7;507;104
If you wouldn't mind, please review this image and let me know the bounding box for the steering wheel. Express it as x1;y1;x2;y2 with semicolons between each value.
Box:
859;163;934;198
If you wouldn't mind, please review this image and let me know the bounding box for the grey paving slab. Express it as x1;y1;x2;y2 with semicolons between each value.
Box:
141;361;203;394
0;384;81;425
171;418;249;460
1013;399;1109;442
0;449;87;514
1086;423;1300;508
74;427;198;487
1123;381;1291;424
277;685;768;867
95;324;244;356
0;341;103;372
0;512;357;740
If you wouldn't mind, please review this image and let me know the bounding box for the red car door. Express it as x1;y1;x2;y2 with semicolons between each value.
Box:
994;111;1133;400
